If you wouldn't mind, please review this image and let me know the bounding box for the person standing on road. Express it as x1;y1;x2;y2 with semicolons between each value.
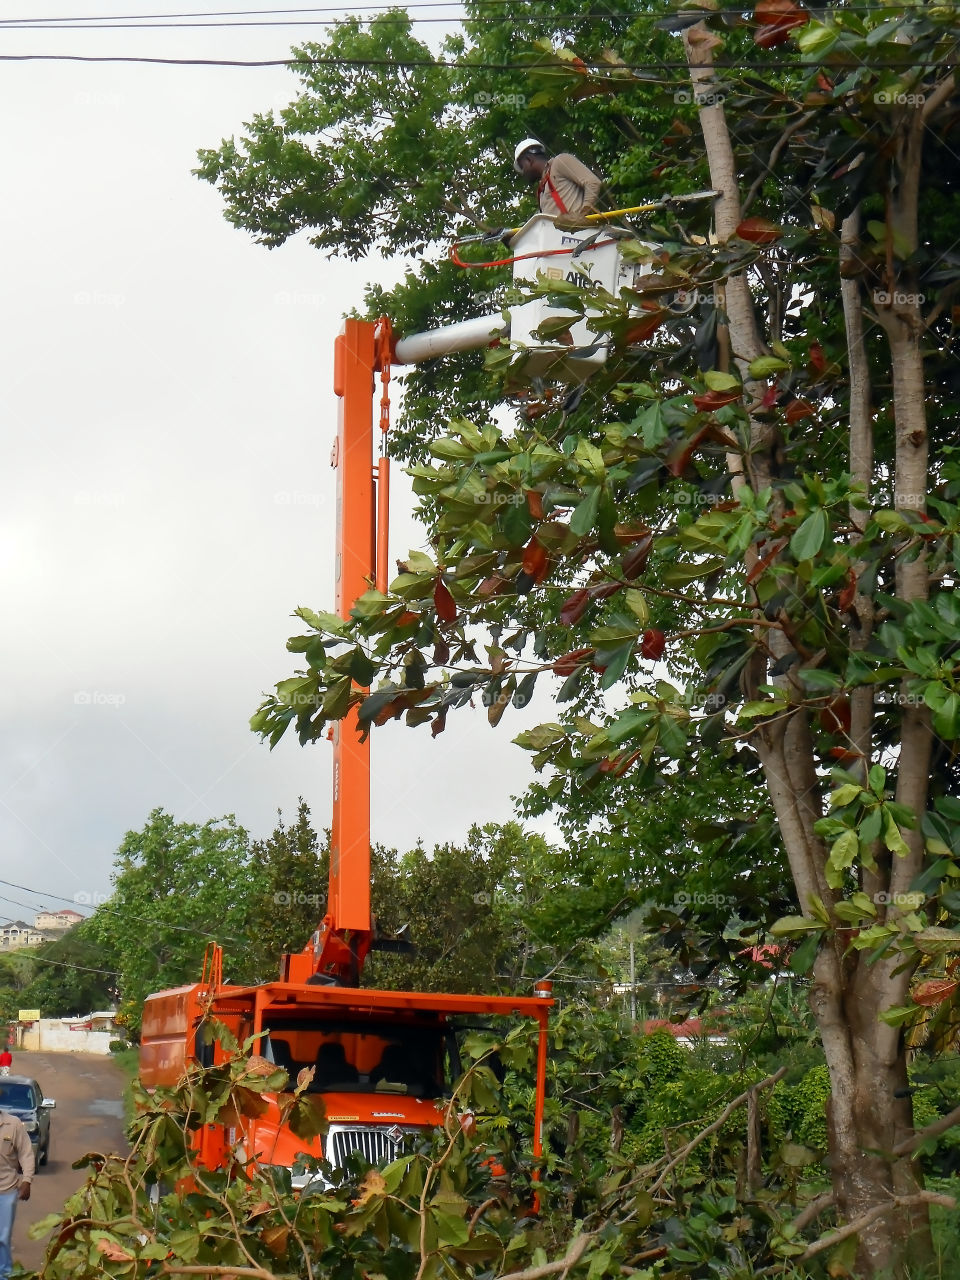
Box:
0;1050;12;1078
513;139;603;222
0;1109;33;1280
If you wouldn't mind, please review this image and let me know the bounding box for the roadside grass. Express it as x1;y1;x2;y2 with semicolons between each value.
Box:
110;1047;141;1124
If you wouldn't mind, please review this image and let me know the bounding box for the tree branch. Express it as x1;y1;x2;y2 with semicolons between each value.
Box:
798;1192;956;1262
498;1233;594;1280
648;1067;786;1193
741;110;817;216
893;1102;960;1158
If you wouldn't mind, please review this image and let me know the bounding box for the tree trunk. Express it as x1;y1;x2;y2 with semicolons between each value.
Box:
681;28;940;1276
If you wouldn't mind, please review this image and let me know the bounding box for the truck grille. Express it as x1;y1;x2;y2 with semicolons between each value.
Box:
326;1124;413;1169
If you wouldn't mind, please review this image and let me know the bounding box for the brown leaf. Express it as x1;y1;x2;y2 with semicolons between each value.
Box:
666;424;717;476
837;570;857;613
261;1224;291;1258
353;1169;387;1206
746;537;787;585
754;17;804;45
478;574;506;598
622;536;654;580
735;217;783;244
434;577;457;623
754;0;805;22
692;389;741;413
560;589;590;627
624;312;667;344
553;647;595;676
246;1054;278;1078
431;709;447;737
525;490;544;520
488;689;510;727
521;537;549;583
784;398;814;424
614;523;652;545
913;979;959;1007
96;1239;134;1263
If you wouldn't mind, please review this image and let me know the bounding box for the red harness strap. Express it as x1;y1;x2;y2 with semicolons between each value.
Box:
537;167;568;215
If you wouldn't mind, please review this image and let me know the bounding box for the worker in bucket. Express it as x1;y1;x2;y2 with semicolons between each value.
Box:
513;139;603;222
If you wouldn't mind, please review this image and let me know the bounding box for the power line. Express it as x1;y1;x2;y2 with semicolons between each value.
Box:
0;0;936;19
12;954;120;977
0;52;948;70
0;875;241;943
0;9;659;25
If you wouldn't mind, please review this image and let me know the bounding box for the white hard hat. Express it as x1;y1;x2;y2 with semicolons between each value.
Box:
514;138;546;172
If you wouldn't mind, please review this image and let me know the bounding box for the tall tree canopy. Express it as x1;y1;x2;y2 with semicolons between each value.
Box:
202;0;960;1272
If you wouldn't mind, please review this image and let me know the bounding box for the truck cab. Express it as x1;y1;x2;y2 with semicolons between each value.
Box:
139;976;551;1185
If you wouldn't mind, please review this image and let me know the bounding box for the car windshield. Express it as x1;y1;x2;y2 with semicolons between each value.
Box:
0;1085;33;1109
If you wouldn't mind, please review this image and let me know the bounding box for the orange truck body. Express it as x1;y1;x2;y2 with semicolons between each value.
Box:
139;978;551;1184
138;316;552;1185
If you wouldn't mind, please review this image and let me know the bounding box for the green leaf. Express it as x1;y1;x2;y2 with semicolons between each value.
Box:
623;589;650;625
830;784;862;809
883;809;911;857
703;370;741;392
790;509;828;561
770;916;823;936
747;355;790;378
570;486;602;536
932;691;960;741
574;437;606;483
296;606;350;636
797;22;838;57
826;829;859;889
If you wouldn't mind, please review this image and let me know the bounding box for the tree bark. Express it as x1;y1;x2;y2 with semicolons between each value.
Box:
681;29;941;1277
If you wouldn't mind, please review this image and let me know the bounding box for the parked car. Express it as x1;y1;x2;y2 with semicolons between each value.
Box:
0;1075;55;1166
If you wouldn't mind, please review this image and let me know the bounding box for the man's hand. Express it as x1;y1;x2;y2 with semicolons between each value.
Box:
18;1181;30;1202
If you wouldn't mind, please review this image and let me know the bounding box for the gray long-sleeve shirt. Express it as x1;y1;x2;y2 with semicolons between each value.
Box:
537;153;603;217
0;1112;34;1193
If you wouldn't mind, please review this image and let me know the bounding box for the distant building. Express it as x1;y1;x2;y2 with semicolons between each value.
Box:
641;1016;728;1045
0;921;44;950
33;909;84;932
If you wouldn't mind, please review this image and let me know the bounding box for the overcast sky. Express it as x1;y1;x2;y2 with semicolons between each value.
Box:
0;4;555;924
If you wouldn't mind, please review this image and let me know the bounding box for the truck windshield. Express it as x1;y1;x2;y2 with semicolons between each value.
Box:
263;1019;447;1097
0;1084;33;1109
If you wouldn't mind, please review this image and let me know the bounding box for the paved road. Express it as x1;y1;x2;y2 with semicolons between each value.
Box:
9;1050;129;1273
